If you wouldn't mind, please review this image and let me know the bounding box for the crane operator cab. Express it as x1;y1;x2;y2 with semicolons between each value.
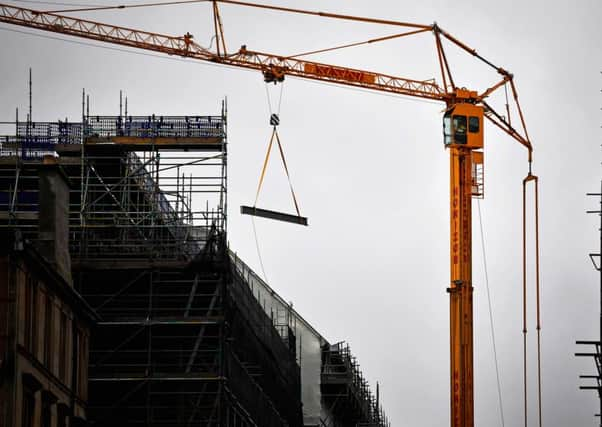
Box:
443;103;484;149
443;103;485;197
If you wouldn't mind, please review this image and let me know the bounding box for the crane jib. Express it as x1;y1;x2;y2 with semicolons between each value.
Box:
303;62;376;84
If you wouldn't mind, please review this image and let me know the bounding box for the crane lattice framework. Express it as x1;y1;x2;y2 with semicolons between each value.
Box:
0;2;537;427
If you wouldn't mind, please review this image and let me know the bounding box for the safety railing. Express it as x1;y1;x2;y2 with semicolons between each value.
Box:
0;115;225;159
0;122;81;158
16;121;82;142
1;121;79;158
85;115;224;139
0;135;55;159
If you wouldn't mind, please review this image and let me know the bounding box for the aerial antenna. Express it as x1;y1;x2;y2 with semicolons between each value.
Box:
28;67;32;123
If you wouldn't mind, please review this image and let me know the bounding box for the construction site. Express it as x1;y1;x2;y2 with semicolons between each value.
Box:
0;1;600;427
0;100;390;426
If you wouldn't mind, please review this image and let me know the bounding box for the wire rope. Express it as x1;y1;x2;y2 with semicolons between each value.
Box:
24;0;431;30
287;28;429;59
40;0;210;13
251;215;269;282
249;80;287;284
477;198;505;427
8;0;109;6
277;82;284;116
264;83;273;117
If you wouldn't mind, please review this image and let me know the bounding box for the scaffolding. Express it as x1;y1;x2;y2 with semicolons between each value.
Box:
0;112;227;261
79;252;300;426
321;342;390;427
230;251;390;427
0;101;304;427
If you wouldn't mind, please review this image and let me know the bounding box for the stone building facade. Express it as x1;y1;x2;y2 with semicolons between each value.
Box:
0;158;97;427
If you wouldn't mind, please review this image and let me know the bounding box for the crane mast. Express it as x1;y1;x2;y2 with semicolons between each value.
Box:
450;144;475;426
0;3;535;426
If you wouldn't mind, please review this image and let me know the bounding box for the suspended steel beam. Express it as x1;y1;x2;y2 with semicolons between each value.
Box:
240;205;308;226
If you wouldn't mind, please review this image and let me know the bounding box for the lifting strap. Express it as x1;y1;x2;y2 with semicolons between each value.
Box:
254;123;302;218
245;82;306;226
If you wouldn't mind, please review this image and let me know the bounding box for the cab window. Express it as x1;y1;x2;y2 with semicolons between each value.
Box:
453;115;467;144
443;113;452;145
469;116;479;133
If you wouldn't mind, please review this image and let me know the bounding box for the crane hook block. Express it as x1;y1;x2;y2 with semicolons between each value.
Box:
270;114;280;127
263;66;285;84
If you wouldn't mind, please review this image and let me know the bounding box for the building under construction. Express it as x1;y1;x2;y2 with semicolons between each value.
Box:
0;97;389;427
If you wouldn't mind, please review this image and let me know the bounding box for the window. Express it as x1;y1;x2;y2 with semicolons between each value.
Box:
44;294;53;369
453;115;467;144
41;397;51;427
77;329;89;400
443;113;452;145
469;116;480;133
58;311;67;382
57;404;68;427
57;413;67;427
31;283;38;358
24;276;31;349
24;275;37;356
22;388;35;427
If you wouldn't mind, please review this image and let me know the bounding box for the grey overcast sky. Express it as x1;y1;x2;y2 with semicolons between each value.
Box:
1;0;601;425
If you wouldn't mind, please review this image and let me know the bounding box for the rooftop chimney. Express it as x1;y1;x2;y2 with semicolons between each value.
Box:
37;155;72;285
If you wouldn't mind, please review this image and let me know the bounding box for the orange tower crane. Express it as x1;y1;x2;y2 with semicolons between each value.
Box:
0;2;537;426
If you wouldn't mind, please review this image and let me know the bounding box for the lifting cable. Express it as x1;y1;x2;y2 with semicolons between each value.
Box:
286;27;430;59
248;82;305;282
248;83;285;283
477;199;506;427
522;169;542;427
